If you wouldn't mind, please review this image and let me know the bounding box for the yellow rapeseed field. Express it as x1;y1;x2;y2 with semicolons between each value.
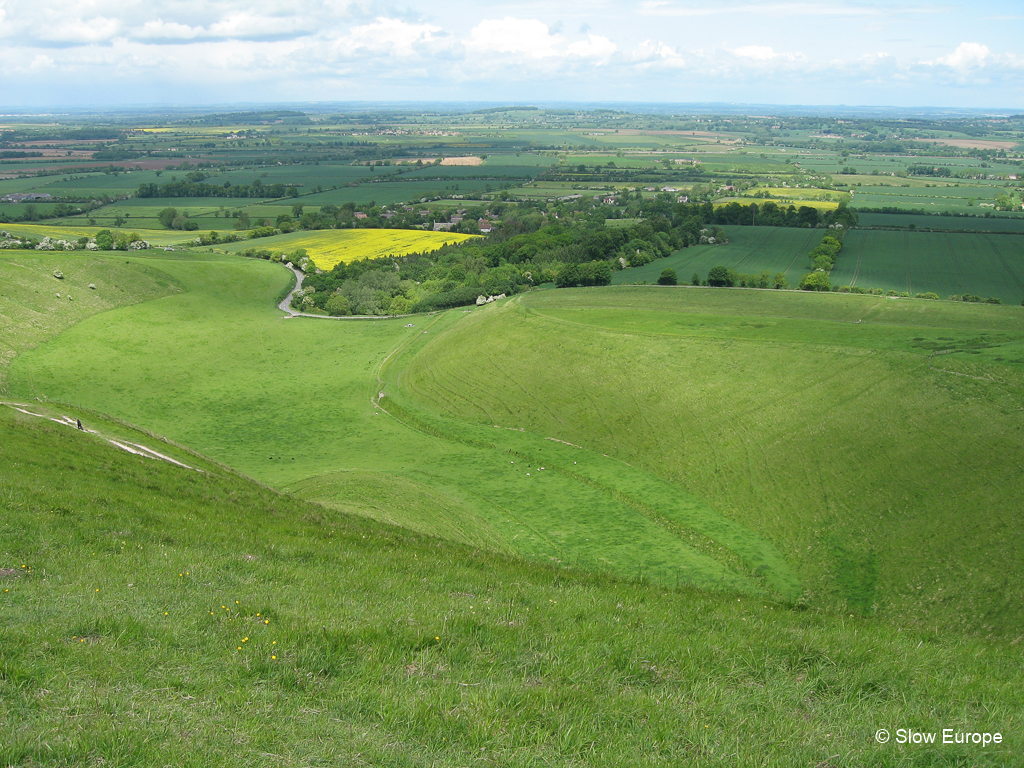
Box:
288;229;479;270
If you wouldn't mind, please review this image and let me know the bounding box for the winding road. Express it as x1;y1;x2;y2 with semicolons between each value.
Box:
277;263;422;321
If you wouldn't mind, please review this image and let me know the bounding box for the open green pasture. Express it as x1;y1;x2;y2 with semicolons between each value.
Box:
21;169;165;197
5;253;782;595
398;289;1024;635
561;154;661;168
0;202;64;219
214;163;383;188
510;181;618;199
0;175;56;195
835;175;949;188
850;184;1014;214
3;406;1021;767
0;252;182;392
5;248;1024;636
483;153;558;168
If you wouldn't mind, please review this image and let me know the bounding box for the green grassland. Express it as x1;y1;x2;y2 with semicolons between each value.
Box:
3;405;1022;766
10;253;1024;635
396;289;1024;636
0;252;183;391
7;254;773;593
0;222;198;247
849;184;1017;215
3;216;1024;763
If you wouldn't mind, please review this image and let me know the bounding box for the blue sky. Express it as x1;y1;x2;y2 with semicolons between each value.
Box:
1;0;1022;109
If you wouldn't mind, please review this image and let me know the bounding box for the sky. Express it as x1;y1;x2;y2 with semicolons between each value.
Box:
1;0;1022;110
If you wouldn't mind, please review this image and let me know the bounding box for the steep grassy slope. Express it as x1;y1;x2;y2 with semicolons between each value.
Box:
397;288;1024;635
2;405;1022;767
0;252;182;392
7;253;792;595
7;252;1023;634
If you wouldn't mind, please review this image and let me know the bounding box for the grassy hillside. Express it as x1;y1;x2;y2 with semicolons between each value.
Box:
0;252;182;392
396;288;1024;635
8;253;779;594
8;252;1024;636
2;404;1021;767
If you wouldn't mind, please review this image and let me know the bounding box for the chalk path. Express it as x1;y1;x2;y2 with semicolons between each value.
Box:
2;401;200;471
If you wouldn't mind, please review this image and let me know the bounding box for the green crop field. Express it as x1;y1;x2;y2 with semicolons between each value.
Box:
833;229;1024;300
614;227;821;285
616;226;1024;303
857;211;1024;233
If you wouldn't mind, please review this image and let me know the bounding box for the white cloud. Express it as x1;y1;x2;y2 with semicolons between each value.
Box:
566;34;616;62
631;40;686;68
466;17;564;59
935;42;991;71
41;16;122;45
206;12;308;40
733;45;775;61
30;54;55;71
733;45;801;62
0;1;1020;108
134;20;203;41
338;17;445;57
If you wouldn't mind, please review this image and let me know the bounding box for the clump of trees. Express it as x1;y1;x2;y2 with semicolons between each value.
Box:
798;226;846;291
556;261;613;288
798;271;831;291
88;230;149;251
158;207;199;231
707;265;738;287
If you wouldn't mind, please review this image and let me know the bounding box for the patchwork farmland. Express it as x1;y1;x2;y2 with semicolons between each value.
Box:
3;105;1024;767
